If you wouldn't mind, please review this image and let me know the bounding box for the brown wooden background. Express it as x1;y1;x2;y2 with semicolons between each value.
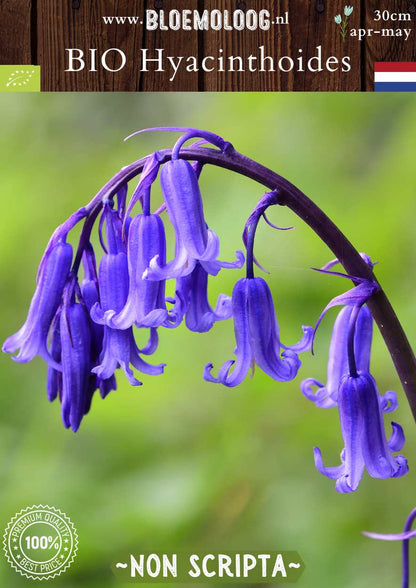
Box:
1;0;416;91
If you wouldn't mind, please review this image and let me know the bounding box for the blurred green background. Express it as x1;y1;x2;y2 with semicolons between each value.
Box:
0;94;416;588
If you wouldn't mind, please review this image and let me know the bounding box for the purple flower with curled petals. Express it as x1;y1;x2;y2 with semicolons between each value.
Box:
302;301;399;412
145;225;244;281
162;158;208;259
92;320;164;387
307;257;408;492
46;254;116;430
314;372;408;493
143;135;243;281
3;239;73;368
302;305;373;408
46;273;93;432
171;262;232;333
204;277;312;386
94;212;171;330
91;205;165;386
204;189;312;386
302;254;378;408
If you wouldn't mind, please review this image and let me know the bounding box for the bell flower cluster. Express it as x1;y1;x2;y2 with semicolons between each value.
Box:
3;128;312;431
2;126;409;497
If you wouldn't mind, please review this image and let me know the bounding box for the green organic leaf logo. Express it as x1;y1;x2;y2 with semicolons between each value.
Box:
0;66;40;92
6;69;36;88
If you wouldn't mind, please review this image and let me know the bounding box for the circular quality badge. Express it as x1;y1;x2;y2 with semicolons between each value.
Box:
3;505;78;580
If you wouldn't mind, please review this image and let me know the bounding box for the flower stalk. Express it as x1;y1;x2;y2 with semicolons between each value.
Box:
364;507;416;588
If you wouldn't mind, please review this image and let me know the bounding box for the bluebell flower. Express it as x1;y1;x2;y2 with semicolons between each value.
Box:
205;190;312;386
3;239;73;367
314;372;408;493
91;205;165;386
59;285;92;432
92;212;171;329
46;273;93;432
204;277;312;386
171;262;232;333
46;250;117;430
128;128;243;280
301;305;373;408
302;301;398;412
144;154;244;280
334;14;342;24
307;258;408;492
162;158;208;259
80;245;117;400
36;206;86;280
344;5;353;17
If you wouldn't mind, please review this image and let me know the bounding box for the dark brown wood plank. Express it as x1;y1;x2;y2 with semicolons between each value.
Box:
0;0;33;64
365;0;416;90
141;0;200;91
202;0;284;91
38;0;146;91
290;0;362;91
202;0;361;91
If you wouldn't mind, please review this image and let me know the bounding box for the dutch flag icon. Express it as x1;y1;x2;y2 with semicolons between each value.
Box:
374;62;416;92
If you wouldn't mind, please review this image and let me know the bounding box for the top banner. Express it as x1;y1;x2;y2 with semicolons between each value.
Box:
1;1;416;91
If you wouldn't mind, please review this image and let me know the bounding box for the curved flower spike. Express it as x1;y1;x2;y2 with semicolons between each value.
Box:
204;277;312;387
314;372;408;493
172;262;232;333
301;305;373;408
3;240;73;368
